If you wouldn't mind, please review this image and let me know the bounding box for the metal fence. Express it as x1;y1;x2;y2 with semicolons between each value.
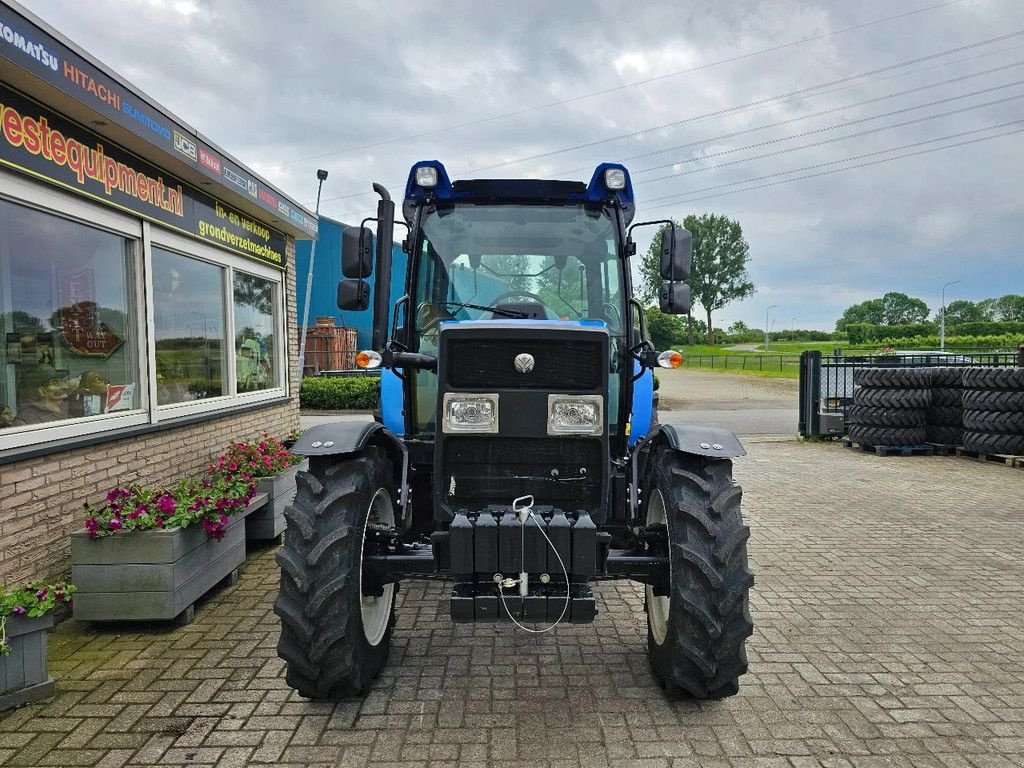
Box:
798;348;1024;437
684;354;802;374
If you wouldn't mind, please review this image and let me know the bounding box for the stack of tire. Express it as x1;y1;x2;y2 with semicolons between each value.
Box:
961;367;1024;456
926;367;966;446
847;367;930;447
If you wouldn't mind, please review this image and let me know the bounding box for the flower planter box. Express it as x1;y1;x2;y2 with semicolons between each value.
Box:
246;460;307;542
70;493;266;626
0;614;55;711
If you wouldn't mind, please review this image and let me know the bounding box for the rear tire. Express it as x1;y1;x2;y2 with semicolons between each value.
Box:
963;410;1024;434
930;388;964;407
852;388;930;408
962;367;1024;390
848;425;927;447
962;389;1024;413
645;447;753;699
963;431;1024;455
274;447;397;699
847;405;926;427
854;368;930;388
928;367;965;387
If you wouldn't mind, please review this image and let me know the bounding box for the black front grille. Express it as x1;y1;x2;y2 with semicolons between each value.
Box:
447;339;603;390
443;437;602;507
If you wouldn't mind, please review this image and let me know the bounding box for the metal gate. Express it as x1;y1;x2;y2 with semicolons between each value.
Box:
798;349;1022;437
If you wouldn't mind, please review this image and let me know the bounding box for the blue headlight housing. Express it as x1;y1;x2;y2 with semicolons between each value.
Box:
404;160;635;225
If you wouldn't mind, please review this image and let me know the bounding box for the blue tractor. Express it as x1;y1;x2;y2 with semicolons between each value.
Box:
278;161;753;699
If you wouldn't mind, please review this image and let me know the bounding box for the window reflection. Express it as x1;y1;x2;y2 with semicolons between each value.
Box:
152;247;226;405
0;199;138;429
233;271;277;392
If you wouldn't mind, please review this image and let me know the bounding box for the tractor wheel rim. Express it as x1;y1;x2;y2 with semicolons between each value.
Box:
646;488;671;646
359;488;395;646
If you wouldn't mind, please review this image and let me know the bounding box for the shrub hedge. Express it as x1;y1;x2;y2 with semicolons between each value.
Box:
300;376;380;410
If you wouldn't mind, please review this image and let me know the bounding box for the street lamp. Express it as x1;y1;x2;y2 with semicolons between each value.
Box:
764;305;778;351
298;169;329;376
940;280;962;352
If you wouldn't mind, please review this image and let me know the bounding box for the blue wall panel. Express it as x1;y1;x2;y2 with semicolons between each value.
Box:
295;216;407;349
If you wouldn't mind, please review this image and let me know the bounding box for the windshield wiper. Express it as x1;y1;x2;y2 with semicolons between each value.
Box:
441;301;527;319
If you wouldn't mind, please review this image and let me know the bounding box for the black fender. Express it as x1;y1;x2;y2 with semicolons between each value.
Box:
650;423;746;459
291;421;409;510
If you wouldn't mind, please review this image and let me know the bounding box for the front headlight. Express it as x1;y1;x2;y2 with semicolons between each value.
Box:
548;394;603;436
443;393;499;433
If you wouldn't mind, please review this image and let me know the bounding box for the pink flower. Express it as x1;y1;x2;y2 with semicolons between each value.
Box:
108;518;123;532
155;516;165;528
128;505;148;520
11;605;26;616
85;517;99;538
156;495;176;514
36;588;48;601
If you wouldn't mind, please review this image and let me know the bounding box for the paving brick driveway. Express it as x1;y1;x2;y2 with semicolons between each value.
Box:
2;440;1022;768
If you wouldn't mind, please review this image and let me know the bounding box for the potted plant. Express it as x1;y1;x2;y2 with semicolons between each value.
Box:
212;434;306;542
71;471;263;626
1;581;74;711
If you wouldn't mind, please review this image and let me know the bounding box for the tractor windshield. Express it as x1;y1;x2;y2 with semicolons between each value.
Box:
409;203;628;434
414;204;623;329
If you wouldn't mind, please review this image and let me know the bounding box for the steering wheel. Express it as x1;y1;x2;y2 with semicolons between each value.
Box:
490;290;549;307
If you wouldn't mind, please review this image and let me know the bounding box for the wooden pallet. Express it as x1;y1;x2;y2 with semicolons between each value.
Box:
842;438;935;456
955;447;1024;468
925;442;959;456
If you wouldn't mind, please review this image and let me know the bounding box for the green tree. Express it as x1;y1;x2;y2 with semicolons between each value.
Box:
639;222;676;305
880;292;929;325
994;294;1024;321
727;320;751;335
938;299;985;325
836;298;884;331
684;213;754;345
644;307;685;350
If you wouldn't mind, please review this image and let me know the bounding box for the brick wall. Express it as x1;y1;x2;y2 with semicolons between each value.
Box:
0;238;302;585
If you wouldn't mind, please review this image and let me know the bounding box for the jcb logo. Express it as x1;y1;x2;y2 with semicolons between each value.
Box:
173;130;197;161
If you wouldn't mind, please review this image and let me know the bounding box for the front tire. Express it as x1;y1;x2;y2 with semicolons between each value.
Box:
274;447;397;699
645;447;754;699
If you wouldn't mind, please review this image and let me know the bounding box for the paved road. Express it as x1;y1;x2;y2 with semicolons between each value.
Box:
300;368;800;437
658;368;798;436
4;441;1023;767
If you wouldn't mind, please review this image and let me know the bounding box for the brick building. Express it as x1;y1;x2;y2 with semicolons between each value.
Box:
0;1;315;583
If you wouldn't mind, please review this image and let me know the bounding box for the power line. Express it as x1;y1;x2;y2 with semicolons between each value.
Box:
457;31;1024;176
631;63;1024;176
643;125;1024;209
548;43;1024;179
270;0;966;168
641;120;1024;207
638;86;1024;184
319;31;1024;210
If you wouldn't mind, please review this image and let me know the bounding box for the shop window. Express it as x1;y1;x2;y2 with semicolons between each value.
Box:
233;272;278;393
0;199;139;431
152;247;226;405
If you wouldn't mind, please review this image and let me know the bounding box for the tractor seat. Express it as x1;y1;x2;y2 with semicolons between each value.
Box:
491;302;548;320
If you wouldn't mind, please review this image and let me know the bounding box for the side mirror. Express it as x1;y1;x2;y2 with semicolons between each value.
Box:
338;279;370;311
660;227;692;281
342;226;373;278
660;282;691;315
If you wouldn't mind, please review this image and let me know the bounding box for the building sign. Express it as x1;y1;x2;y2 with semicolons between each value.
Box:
0;3;317;237
0;84;288;269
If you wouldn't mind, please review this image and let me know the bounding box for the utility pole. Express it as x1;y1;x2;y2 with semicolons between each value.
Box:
298;170;329;377
764;305;778;351
940;280;961;352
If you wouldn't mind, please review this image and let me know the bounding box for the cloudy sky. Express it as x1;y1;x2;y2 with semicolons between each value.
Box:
21;0;1024;331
